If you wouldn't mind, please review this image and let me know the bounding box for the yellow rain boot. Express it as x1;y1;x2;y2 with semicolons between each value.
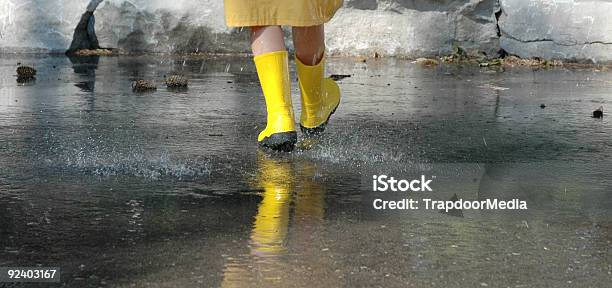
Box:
296;55;341;135
254;51;297;151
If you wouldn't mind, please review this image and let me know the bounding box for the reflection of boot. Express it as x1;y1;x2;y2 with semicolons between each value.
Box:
295;161;325;223
221;152;294;288
296;55;341;135
292;160;325;254
250;152;293;255
254;51;297;151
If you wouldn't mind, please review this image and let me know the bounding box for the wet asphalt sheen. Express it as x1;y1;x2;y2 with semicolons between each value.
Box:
1;55;611;287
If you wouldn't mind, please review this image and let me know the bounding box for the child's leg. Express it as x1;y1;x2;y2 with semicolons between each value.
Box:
251;26;286;55
292;25;340;135
251;26;297;151
292;25;325;65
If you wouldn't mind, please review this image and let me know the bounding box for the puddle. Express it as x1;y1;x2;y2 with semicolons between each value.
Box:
0;55;611;287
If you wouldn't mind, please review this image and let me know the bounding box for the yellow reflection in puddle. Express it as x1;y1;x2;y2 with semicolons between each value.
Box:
221;151;325;287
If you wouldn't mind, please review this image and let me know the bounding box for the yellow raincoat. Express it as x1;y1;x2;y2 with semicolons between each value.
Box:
224;0;343;27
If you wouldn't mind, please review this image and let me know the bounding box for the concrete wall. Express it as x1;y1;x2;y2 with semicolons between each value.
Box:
0;0;611;62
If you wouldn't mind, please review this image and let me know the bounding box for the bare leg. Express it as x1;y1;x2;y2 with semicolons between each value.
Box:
251;26;286;56
292;25;325;65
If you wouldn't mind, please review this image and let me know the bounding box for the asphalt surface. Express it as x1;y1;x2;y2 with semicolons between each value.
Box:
1;55;611;287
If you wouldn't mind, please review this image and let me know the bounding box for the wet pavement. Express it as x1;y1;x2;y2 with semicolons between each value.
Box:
1;55;611;287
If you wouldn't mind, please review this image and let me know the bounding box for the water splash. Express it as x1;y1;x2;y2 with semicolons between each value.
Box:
35;130;211;180
296;122;423;174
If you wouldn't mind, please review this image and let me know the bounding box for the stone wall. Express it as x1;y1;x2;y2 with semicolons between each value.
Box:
0;0;611;62
498;0;612;62
329;0;501;57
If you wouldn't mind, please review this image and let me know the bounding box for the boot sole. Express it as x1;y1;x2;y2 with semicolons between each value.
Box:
259;131;298;152
300;103;339;136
